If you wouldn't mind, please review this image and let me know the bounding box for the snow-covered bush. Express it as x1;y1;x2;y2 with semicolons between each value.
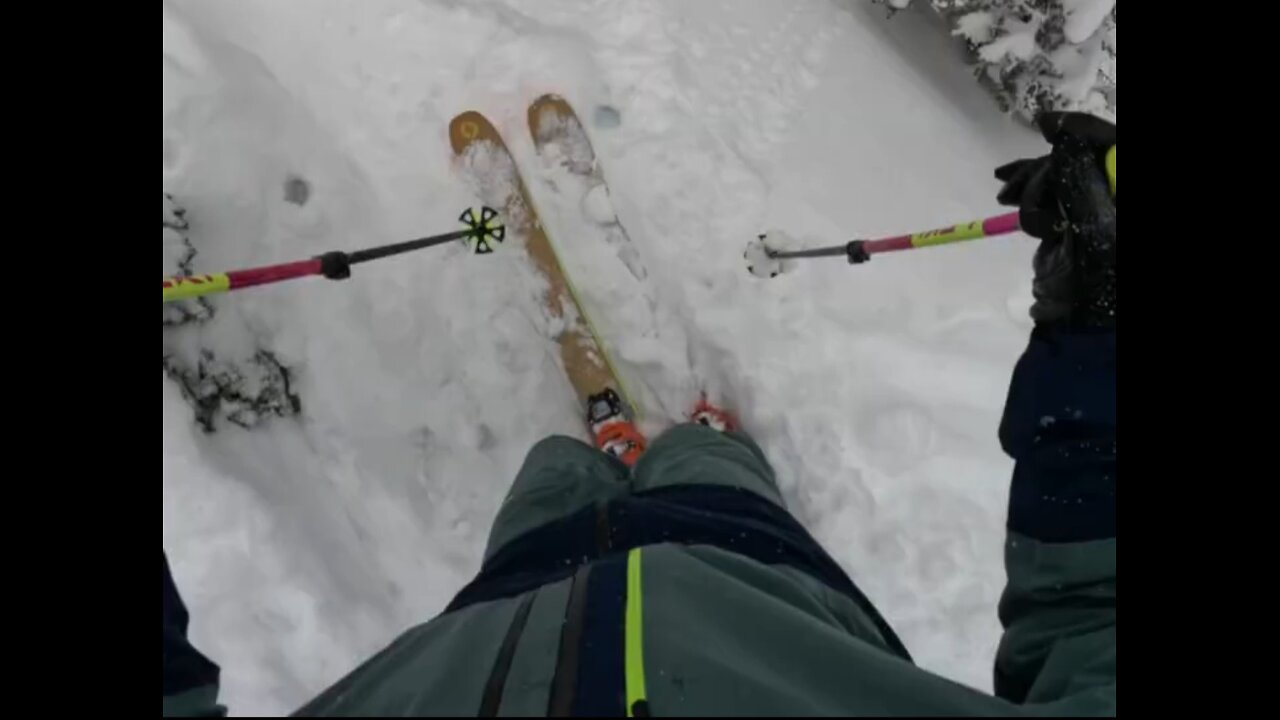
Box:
164;347;302;432
884;0;1115;121
163;193;301;431
163;193;213;327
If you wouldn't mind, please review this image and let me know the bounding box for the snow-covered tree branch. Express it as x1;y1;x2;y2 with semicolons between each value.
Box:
885;0;1116;121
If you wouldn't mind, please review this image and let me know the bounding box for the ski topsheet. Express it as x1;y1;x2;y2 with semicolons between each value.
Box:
527;94;647;282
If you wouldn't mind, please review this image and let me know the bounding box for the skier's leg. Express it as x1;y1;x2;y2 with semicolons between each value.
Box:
484;435;628;561
631;423;786;508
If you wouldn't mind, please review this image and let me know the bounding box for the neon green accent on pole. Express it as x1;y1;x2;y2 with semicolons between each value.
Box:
163;273;231;302
1106;145;1116;196
625;548;648;716
911;220;985;248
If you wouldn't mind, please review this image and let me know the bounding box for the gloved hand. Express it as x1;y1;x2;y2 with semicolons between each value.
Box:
996;112;1116;328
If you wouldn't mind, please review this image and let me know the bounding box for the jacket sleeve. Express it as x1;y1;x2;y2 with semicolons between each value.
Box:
164;551;226;717
993;326;1115;713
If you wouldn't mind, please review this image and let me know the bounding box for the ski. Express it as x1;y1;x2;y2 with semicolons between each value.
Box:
527;94;647;282
525;94;740;435
449;108;647;464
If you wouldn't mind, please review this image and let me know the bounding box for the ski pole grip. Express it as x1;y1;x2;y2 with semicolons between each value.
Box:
1105;145;1115;196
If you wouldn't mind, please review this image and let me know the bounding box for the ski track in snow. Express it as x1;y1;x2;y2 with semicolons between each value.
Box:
163;0;1048;713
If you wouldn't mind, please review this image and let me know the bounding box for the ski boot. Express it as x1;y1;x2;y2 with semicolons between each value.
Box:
587;388;647;466
690;392;739;432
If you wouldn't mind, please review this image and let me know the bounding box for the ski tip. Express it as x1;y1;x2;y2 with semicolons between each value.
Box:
530;92;569;109
449;111;498;154
528;93;577;144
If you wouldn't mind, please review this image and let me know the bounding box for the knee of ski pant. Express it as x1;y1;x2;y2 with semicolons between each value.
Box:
485;435;628;560
632;423;785;507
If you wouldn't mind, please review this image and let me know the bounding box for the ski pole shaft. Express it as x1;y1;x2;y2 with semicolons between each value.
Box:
346;228;476;264
764;211;1022;264
163;258;324;302
853;211;1021;260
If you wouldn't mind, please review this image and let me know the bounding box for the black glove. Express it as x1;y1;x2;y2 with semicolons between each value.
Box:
996;112;1116;328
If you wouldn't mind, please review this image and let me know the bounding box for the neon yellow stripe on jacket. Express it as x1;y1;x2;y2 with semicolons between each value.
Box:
1106;146;1116;196
626;548;648;716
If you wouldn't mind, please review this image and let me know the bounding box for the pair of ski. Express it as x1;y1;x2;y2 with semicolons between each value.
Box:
449;95;732;466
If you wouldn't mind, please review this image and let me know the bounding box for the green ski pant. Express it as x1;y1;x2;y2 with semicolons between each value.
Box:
485;424;784;561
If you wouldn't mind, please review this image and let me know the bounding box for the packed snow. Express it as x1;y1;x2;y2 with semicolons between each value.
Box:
162;0;1052;714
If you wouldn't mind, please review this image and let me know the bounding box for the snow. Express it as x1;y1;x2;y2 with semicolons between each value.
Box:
1063;0;1116;45
580;184;617;226
954;11;997;45
162;195;190;275
162;0;1049;714
980;24;1038;64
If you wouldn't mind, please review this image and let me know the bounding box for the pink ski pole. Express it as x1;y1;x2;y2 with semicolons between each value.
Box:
745;212;1023;278
745;146;1113;276
845;212;1021;262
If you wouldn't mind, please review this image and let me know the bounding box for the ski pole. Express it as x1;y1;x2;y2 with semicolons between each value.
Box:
745;212;1021;278
746;145;1115;278
163;207;504;303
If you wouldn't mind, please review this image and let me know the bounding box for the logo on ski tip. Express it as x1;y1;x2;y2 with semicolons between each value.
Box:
461;206;505;254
